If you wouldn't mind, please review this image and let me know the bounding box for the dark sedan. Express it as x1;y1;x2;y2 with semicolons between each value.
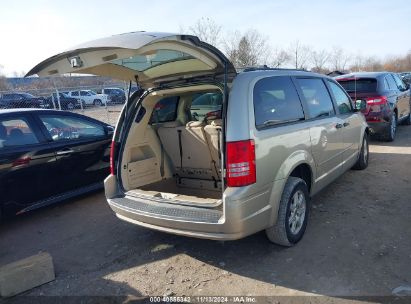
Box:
0;92;46;109
45;92;82;110
0;109;113;219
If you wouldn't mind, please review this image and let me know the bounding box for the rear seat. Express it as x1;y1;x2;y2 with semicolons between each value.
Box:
157;121;219;181
204;119;222;178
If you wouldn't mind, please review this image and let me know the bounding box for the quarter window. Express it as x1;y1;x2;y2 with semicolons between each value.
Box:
385;75;397;91
39;115;105;141
253;76;304;127
296;78;335;119
392;74;407;91
328;81;353;114
150;96;179;123
0;117;39;148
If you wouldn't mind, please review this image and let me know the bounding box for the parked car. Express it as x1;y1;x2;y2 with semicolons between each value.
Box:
27;32;370;246
45;92;82;110
102;87;126;104
190;92;222;120
336;72;411;141
0;92;46;109
0;109;113;219
67;90;110;106
399;72;411;86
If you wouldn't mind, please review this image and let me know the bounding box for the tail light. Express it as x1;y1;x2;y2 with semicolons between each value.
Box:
366;96;387;105
12;157;31;167
110;141;116;175
226;139;256;187
206;110;222;119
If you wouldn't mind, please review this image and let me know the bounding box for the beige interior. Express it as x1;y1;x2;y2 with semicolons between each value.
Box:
120;84;224;206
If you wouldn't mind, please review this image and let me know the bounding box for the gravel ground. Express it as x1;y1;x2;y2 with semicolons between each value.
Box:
1;125;411;302
73;104;123;126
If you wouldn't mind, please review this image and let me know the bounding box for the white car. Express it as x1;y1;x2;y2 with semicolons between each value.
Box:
67;90;110;106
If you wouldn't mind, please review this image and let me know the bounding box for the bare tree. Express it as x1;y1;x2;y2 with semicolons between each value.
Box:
350;54;365;72
183;17;222;47
330;46;350;71
310;49;330;73
270;48;290;68
224;29;270;68
288;40;311;70
0;64;9;91
362;56;383;72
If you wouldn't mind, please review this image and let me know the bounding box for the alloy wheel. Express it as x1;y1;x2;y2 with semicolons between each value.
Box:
288;190;306;235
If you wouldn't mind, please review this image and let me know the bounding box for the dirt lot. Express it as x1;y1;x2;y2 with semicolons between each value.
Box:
1;126;411;302
73;104;123;126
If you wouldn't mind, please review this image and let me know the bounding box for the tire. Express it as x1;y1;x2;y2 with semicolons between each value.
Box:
66;102;74;110
266;177;310;246
353;133;369;170
93;99;102;106
384;112;397;142
402;112;411;125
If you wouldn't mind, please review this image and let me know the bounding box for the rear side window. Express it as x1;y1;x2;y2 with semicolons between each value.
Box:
253;76;304;127
150;96;179;123
191;92;222;107
328;81;353;114
0;117;39;148
337;78;377;93
39;115;105;141
385;75;397;90
296;78;335;119
392;74;407;91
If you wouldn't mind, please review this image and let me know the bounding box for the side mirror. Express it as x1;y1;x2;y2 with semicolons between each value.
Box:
105;125;114;136
354;99;367;111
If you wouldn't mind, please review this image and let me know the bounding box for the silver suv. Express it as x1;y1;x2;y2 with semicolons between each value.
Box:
27;32;369;246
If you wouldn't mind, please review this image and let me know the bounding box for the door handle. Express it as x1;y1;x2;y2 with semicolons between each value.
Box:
343;122;350;127
336;123;343;129
56;149;74;155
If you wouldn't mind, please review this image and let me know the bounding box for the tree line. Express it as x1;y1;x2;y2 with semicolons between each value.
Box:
1;18;411;92
184;18;411;74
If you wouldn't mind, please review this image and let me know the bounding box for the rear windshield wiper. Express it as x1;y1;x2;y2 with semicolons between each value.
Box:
260;117;304;128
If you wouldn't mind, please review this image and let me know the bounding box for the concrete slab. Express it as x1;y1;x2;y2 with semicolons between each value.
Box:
0;252;55;297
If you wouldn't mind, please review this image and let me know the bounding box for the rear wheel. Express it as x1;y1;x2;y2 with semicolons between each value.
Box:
353;133;369;170
93;99;102;106
266;177;309;246
403;112;411;125
384;112;397;142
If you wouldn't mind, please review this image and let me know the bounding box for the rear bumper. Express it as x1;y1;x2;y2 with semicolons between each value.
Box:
105;177;274;241
367;121;389;135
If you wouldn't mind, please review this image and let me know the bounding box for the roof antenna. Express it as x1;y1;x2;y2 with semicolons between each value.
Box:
354;75;357;104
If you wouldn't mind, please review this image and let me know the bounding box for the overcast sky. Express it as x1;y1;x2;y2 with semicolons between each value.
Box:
0;0;410;76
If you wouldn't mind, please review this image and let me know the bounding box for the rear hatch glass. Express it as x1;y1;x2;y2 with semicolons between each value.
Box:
337;78;377;93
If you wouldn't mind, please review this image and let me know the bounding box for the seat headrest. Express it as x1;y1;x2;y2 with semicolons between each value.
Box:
210;119;222;126
186;121;204;128
10;128;24;138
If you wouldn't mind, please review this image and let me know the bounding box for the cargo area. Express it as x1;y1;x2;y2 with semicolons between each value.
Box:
119;85;224;206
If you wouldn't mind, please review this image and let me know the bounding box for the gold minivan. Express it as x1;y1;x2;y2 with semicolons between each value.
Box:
27;32;369;246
